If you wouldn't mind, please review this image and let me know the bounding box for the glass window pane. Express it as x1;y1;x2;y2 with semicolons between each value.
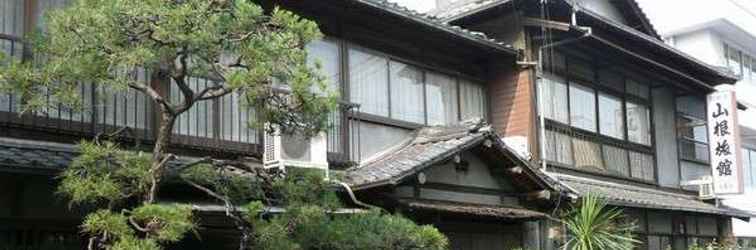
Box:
349;46;389;116
306;38;341;94
676;116;708;143
569;83;597;132
676;96;706;119
627;102;651;145
426;72;458;125
572;138;604;171
460;80;486;121
630;151;654;181
679;139;710;163
0;0;24;37
389;61;425;124
545;130;573;165
727;45;742;76
540;74;568;124
625;79;650;99
599;93;624;139
603;145;629;177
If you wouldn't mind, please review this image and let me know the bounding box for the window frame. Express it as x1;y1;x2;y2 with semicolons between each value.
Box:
344;42;488;129
675;96;711;164
540;49;657;183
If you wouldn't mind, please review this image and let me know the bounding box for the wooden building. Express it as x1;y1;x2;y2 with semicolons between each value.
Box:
0;0;753;249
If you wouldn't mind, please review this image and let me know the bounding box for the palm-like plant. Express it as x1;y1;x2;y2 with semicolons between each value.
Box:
562;193;639;250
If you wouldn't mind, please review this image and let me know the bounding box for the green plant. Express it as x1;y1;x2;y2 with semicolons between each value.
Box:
562;193;639;250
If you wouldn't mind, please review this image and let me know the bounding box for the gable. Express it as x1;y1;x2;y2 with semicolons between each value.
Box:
423;151;515;191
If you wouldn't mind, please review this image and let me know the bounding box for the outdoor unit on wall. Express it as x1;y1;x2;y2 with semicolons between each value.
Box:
263;128;329;171
681;176;715;200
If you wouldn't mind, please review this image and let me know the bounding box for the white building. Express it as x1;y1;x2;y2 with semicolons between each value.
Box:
663;17;756;245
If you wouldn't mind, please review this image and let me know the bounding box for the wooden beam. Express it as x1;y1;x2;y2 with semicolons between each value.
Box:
526;190;551;201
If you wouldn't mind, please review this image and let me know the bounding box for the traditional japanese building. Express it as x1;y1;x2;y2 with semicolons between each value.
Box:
0;0;754;249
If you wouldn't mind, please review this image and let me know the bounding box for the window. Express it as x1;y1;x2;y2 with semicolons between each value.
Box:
726;44;742;76
676;96;709;163
540;74;569;124
426;72;458;125
1;0;24;37
744;148;756;193
390;61;425;124
627;102;651;145
347;44;485;125
539;50;656;182
306;38;341;93
569;83;597;132
459;79;487;121
599;93;624;139
349;46;389;116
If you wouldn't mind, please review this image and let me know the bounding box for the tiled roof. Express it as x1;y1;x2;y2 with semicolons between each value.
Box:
556;173;754;219
0;138;189;173
399;198;549;220
344;119;573;197
351;0;516;54
426;0;509;22
0;138;78;172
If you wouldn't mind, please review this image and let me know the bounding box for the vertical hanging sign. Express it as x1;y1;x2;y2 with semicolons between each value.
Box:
707;88;743;194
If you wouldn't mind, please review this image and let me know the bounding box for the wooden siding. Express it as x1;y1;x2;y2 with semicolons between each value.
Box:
489;66;536;149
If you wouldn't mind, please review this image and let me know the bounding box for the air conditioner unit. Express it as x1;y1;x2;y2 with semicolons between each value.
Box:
680;176;715;200
263;129;328;171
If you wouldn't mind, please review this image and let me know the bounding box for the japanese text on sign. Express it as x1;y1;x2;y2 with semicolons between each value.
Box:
707;90;743;194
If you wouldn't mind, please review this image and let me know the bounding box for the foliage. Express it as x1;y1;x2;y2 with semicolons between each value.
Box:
238;170;448;250
0;0;448;249
58;140;152;207
562;193;639;250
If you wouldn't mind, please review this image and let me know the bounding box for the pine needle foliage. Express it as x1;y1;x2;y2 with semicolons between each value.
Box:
0;0;450;249
562;193;639;250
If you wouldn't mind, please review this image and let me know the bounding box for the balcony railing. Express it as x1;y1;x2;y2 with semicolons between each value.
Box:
1;36;360;162
328;101;360;165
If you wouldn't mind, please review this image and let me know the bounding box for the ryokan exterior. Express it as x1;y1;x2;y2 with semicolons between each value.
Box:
0;0;753;249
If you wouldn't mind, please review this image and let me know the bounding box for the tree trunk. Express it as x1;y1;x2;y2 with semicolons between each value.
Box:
145;111;176;204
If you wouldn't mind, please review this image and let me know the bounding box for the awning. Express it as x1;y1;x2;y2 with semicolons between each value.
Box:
556;174;754;220
399;199;550;220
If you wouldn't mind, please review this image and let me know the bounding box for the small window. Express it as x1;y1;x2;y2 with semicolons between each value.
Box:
630;151;654;181
569;83;597;132
603;145;629;176
349;46;389;116
540;74;569;124
727;44;742;76
425;72;458;125
545;130;573;165
572;138;604;171
597;68;624;92
459;79;486;121
568;56;595;81
627;102;651;145
389;61;425;124
598;93;625;139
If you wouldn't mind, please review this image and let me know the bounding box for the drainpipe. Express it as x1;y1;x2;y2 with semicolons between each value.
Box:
335;181;380;209
536;5;592;172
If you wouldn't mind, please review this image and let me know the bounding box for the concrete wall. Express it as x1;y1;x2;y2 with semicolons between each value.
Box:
669;30;723;66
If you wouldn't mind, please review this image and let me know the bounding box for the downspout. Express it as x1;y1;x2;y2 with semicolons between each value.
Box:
536;5;592;171
335;181;380;209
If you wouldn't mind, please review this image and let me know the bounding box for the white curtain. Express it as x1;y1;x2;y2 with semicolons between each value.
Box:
425;72;458;125
349;46;389;116
389;61;424;124
459;79;486;121
598;93;624;139
627;102;651;145
569;83;597;132
540;74;568;124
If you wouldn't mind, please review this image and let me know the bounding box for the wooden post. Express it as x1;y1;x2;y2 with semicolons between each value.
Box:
717;216;736;247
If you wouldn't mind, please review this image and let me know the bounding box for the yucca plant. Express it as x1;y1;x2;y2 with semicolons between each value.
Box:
562;193;639;250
